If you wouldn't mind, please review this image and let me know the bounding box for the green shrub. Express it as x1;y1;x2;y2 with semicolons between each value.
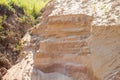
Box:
0;0;49;18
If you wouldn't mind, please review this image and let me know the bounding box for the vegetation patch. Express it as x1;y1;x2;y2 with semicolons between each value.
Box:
0;0;49;79
0;0;49;18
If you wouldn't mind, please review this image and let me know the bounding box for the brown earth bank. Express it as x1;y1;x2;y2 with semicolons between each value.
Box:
0;4;34;79
3;0;120;80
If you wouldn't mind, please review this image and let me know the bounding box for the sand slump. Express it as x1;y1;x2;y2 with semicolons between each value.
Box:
33;62;98;80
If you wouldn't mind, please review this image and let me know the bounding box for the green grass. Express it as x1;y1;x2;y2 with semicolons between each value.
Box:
0;0;49;18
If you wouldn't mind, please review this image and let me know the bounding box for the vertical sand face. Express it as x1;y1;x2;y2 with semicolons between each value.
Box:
33;14;97;80
3;0;120;80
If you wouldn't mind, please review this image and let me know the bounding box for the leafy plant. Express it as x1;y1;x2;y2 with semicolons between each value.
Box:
15;40;22;50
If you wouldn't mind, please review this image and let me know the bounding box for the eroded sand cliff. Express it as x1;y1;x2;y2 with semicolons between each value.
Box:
3;0;120;80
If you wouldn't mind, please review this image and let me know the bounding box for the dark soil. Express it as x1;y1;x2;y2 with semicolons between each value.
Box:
0;5;13;16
